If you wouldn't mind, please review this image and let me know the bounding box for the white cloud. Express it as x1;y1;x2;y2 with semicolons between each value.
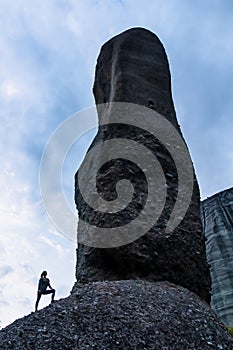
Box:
0;266;14;278
0;202;76;326
0;142;75;326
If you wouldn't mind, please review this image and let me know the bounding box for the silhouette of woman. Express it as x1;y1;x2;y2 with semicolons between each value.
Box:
35;271;56;311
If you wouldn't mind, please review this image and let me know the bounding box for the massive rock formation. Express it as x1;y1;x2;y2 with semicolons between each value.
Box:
74;27;211;302
201;187;233;327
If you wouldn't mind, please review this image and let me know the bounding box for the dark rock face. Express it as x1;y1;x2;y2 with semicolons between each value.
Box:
201;187;233;326
74;28;211;302
0;281;232;350
93;28;178;128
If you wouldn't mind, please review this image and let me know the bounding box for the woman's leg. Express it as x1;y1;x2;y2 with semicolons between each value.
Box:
51;288;55;302
35;291;41;311
43;289;56;302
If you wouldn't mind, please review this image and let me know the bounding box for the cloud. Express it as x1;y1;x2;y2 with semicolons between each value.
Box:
0;204;76;326
0;300;9;307
0;266;14;278
0;150;75;326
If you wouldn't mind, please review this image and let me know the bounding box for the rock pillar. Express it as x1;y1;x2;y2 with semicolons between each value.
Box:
74;28;211;302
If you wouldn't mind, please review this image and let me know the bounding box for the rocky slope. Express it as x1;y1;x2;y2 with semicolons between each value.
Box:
0;281;232;349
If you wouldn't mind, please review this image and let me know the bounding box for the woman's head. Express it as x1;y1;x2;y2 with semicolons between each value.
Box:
41;271;47;278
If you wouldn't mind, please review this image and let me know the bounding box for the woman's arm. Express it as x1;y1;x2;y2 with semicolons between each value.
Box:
38;278;42;292
48;279;53;289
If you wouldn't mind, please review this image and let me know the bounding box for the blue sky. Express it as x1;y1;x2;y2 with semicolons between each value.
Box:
0;0;233;327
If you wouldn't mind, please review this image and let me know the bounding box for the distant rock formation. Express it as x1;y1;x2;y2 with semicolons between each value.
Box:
201;187;233;326
74;27;211;302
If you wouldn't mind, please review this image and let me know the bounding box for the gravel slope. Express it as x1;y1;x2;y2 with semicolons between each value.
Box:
0;280;232;349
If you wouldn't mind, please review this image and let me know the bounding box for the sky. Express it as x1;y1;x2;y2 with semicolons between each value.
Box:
0;0;233;327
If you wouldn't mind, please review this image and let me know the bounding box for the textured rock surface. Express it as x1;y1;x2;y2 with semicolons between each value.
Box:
0;281;232;350
201;187;233;326
74;27;211;302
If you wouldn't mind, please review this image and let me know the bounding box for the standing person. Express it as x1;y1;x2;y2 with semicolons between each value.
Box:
35;271;56;311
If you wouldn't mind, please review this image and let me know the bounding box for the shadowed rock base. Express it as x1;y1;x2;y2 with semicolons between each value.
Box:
0;281;232;349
